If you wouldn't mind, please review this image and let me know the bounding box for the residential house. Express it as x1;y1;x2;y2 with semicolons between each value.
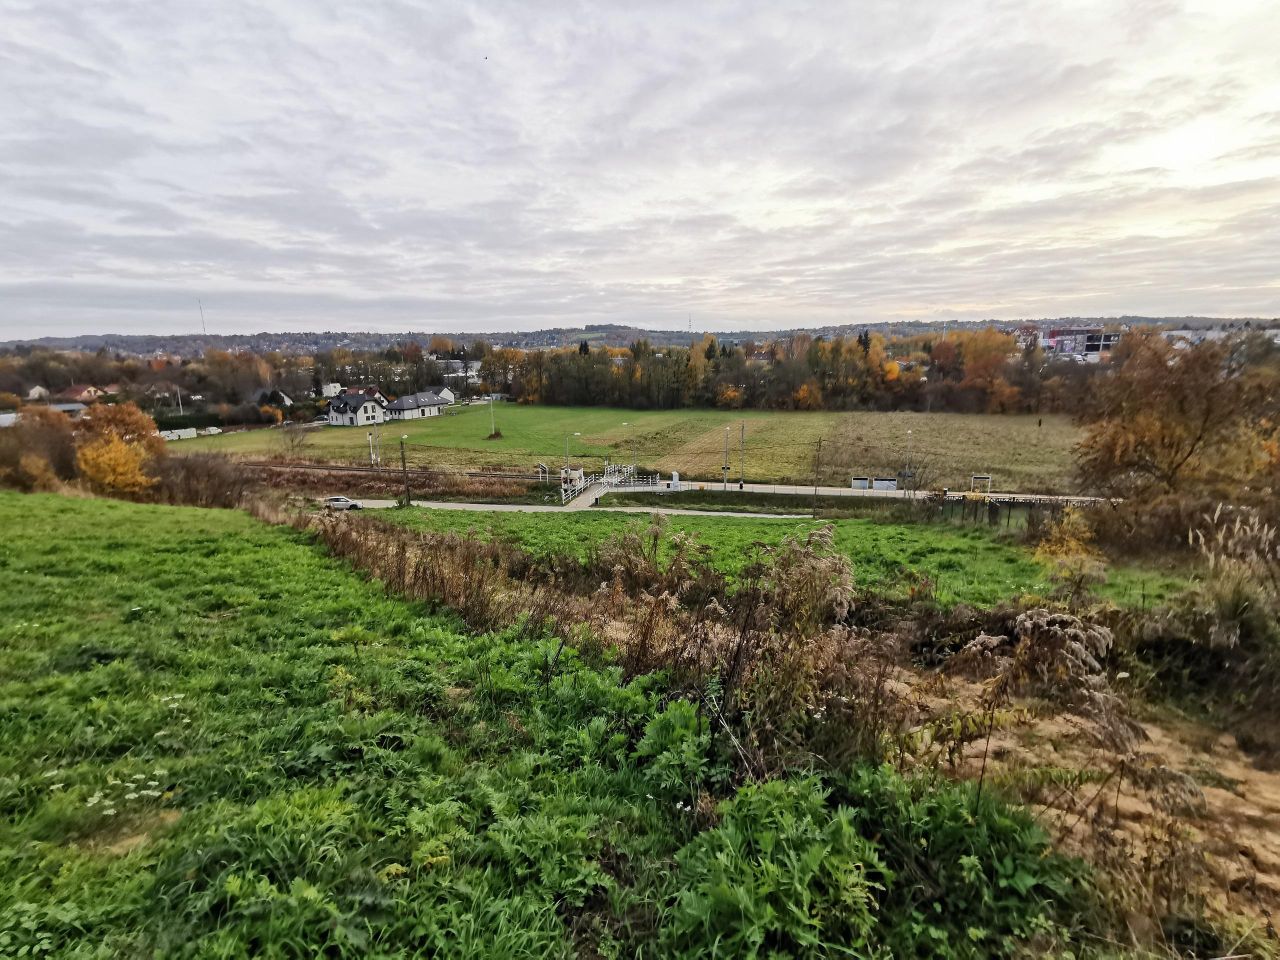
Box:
56;384;103;403
439;360;482;385
25;386;49;401
327;393;386;426
320;382;343;398
253;388;294;408
386;390;447;420
342;385;389;406
425;385;456;404
49;402;88;420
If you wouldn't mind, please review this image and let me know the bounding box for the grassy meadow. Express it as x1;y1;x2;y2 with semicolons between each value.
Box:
184;404;1081;492
0;492;1096;956
382;507;1185;609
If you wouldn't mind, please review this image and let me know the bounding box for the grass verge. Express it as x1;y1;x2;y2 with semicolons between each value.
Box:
0;492;1095;956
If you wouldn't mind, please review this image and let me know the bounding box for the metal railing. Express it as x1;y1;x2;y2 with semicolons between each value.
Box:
560;463;646;504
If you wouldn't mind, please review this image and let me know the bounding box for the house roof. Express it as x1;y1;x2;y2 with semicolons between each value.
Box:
57;384;99;398
387;391;447;411
328;395;381;414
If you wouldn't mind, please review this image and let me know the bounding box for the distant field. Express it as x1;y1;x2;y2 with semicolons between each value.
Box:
185;405;1081;492
382;508;1183;609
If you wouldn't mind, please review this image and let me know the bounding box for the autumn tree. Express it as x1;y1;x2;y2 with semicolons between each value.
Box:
75;402;166;458
72;402;165;496
1075;330;1275;498
77;434;155;495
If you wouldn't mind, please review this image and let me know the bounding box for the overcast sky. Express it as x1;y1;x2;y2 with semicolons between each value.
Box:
1;0;1277;337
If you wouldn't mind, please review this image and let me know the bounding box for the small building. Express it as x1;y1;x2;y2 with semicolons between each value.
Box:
320;382;343;398
425;385;456;404
386;391;448;420
49;402;88;420
0;412;16;429
327;394;386;426
26;386;49;401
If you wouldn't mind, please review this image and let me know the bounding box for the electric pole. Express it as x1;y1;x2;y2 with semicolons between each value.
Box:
368;431;375;466
400;437;411;507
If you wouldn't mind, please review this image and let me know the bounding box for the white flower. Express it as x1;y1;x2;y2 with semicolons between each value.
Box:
86;797;99;807
103;808;116;816
50;783;64;791
141;790;161;797
147;780;159;787
125;792;138;800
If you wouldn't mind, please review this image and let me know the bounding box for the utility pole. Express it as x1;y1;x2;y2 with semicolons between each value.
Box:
488;394;496;436
198;299;207;336
739;421;745;489
813;438;822;518
176;385;183;416
400;437;411;507
367;431;375;466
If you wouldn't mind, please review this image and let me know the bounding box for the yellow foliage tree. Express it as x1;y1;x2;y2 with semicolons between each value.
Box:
77;435;155;495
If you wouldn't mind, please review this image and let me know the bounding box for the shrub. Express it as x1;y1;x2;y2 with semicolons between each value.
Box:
148;454;251;508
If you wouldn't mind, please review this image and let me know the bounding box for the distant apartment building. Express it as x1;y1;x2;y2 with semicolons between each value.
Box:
1039;326;1123;362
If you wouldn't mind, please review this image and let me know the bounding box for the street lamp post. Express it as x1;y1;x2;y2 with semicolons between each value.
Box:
564;431;580;470
399;436;410;506
723;426;730;491
905;428;914;498
621;422;634;471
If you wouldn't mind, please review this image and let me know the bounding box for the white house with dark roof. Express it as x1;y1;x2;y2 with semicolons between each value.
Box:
327;394;385;426
386;390;448;420
425;385;456;404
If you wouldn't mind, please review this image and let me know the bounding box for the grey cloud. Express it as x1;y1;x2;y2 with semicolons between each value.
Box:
0;0;1277;337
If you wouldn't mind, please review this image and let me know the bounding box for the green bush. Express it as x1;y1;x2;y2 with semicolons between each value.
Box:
661;770;1087;958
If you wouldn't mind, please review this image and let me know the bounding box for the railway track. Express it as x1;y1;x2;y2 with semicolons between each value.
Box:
241;460;546;483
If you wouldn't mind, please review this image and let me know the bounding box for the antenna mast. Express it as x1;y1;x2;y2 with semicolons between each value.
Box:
198;299;207;336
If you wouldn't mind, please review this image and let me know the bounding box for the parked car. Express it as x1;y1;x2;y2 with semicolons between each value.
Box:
323;496;362;511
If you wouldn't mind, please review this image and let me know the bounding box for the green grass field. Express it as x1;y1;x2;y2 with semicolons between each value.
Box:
185;405;1081;492
383;507;1185;609
0;492;1095;955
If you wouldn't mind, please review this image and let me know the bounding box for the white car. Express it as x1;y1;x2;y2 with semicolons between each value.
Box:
322;496;363;511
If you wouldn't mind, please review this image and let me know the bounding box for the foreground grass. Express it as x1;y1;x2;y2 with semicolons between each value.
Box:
1;493;1094;956
384;507;1186;609
184;405;1080;491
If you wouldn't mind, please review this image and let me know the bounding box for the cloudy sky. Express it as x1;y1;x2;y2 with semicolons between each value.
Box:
1;0;1277;337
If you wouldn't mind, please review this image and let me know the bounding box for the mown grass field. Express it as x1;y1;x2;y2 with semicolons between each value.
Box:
184;405;1081;492
0;492;1095;956
383;507;1185;609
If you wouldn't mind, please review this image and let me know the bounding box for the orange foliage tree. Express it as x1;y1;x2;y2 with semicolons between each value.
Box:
75;402;165;458
1075;330;1275;498
76;435;155;495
